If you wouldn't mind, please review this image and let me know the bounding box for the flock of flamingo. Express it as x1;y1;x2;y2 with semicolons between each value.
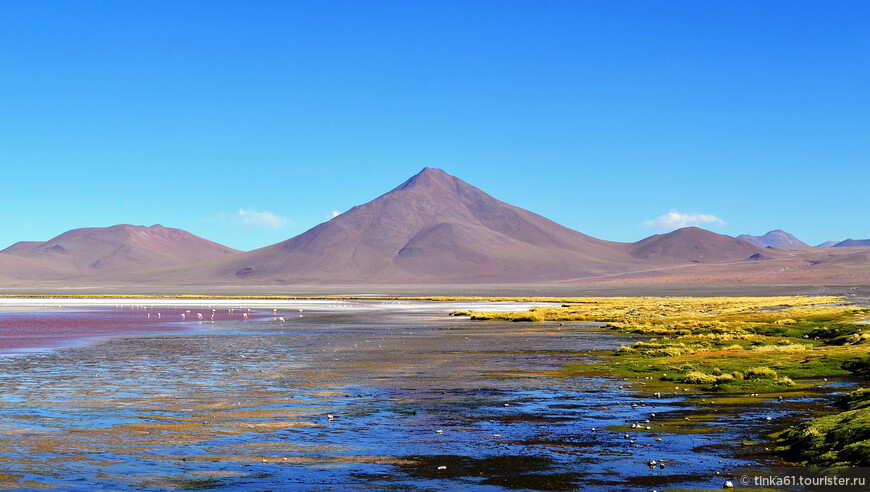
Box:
131;305;305;323
129;305;303;323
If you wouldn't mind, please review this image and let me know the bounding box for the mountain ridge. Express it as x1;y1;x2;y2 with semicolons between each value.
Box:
0;168;867;286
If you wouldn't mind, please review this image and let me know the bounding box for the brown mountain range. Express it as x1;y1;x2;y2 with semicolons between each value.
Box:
1;168;867;287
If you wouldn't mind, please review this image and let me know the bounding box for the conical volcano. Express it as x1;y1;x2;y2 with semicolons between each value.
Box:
209;167;633;283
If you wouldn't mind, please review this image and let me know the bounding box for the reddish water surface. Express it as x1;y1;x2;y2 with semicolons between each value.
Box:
0;307;256;352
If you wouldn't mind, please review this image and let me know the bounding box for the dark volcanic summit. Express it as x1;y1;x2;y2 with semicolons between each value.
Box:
212;167;633;282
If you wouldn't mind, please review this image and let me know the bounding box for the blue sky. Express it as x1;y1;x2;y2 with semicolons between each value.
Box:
2;1;867;251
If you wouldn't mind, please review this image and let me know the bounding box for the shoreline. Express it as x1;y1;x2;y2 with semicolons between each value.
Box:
1;282;869;299
0;298;559;354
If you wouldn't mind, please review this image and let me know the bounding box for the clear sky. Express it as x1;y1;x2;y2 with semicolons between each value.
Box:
2;1;867;251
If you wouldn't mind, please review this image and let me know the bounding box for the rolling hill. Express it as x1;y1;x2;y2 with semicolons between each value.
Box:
737;230;810;249
632;227;767;263
1;224;239;277
833;239;870;247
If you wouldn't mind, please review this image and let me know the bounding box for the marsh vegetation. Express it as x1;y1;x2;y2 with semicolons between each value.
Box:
457;295;870;467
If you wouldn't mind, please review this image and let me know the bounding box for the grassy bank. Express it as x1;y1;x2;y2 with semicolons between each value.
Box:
455;296;870;466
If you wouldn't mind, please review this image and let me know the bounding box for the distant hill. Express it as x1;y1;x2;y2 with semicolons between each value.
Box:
737;230;809;249
833;239;870;247
817;241;840;248
2;224;239;276
190;168;636;283
632;227;765;263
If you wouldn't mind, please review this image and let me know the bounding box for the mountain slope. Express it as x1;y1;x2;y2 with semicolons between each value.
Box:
737;230;810;249
197;168;636;283
631;227;767;263
3;224;240;275
0;253;72;284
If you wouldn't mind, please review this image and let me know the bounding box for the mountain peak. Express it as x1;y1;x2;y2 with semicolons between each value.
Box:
213;167;625;282
391;167;456;193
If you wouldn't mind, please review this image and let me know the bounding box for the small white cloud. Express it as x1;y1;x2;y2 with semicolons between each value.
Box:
237;208;288;229
331;210;341;218
644;210;724;229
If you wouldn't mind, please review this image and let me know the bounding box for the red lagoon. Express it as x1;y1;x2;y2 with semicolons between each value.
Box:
0;306;252;352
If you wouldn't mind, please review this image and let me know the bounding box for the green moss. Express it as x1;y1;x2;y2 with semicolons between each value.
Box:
775;389;870;466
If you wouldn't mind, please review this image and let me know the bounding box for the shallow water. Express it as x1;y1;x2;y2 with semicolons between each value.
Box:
0;300;829;490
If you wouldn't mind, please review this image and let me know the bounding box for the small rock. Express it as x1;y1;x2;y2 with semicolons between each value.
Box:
724;480;733;488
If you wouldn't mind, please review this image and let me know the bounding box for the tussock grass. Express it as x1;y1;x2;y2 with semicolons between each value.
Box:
744;366;778;378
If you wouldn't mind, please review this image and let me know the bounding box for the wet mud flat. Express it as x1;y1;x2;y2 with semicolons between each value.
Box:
0;301;831;490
